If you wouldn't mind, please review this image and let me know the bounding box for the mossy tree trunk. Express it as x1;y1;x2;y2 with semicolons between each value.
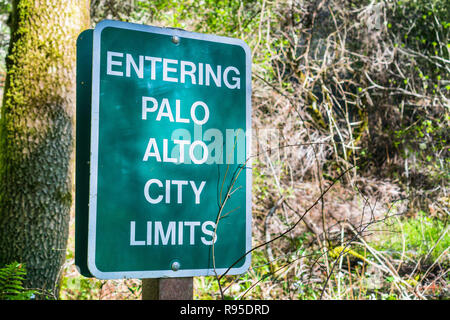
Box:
0;0;89;299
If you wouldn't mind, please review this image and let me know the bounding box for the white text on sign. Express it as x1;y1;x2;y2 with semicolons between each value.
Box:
106;51;241;89
130;220;217;246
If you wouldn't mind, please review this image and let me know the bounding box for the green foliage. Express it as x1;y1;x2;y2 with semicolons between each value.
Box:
355;0;450;206
59;237;103;300
59;275;102;300
0;262;35;300
53;0;450;300
253;160;270;200
134;0;261;36
195;249;280;300
390;0;449;60
387;0;448;117
372;211;449;261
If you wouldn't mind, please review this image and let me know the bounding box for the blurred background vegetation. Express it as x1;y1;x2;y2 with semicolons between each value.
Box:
0;0;448;300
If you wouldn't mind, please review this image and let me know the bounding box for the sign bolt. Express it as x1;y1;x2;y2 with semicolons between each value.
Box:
171;261;180;271
172;35;180;44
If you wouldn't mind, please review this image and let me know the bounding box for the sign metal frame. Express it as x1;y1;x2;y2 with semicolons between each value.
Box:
84;20;252;279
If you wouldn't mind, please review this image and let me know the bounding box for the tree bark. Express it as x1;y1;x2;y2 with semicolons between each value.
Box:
0;0;89;299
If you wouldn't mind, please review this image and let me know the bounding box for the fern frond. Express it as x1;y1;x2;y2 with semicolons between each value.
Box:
0;262;35;300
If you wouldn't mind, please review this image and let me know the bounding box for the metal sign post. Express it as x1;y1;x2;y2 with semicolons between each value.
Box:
75;20;252;298
142;278;193;300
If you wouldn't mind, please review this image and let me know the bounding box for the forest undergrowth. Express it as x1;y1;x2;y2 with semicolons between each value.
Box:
0;0;448;300
56;0;449;300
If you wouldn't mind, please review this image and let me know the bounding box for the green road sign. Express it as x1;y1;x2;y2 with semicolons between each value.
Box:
75;20;252;279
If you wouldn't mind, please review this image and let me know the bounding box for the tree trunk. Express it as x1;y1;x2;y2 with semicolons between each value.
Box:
0;0;89;299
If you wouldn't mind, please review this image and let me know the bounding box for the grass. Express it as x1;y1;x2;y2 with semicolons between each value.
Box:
371;211;449;262
192;209;449;300
56;203;448;300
